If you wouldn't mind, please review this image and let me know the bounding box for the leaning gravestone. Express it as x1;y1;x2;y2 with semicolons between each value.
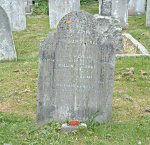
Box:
0;0;26;31
49;0;80;29
0;6;17;61
37;11;122;125
128;0;146;16
146;0;150;27
111;0;129;28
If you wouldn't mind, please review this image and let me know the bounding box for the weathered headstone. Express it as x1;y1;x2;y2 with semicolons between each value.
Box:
0;0;26;31
24;0;33;15
0;6;17;61
37;11;122;125
112;0;129;28
101;0;112;16
100;0;129;28
128;0;146;16
48;0;80;29
146;0;150;27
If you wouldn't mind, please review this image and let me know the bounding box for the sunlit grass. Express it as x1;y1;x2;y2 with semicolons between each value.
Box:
0;4;150;145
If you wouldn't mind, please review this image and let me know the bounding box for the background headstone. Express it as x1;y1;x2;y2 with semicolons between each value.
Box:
101;0;112;16
0;6;17;61
146;0;150;27
99;0;102;15
24;0;33;15
0;0;26;31
37;11;122;125
48;0;80;29
112;0;129;28
128;0;146;16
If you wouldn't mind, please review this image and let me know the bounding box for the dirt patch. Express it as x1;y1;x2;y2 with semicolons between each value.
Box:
0;101;13;113
0;100;35;119
123;36;140;54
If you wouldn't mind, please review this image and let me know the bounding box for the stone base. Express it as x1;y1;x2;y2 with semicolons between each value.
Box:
61;123;87;133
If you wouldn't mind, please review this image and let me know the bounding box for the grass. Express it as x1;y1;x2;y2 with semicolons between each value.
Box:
0;4;150;145
127;16;150;52
33;0;99;15
0;113;149;145
81;0;99;14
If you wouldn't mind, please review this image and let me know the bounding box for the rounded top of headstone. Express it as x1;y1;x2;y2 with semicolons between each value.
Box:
0;5;8;17
0;5;16;61
57;11;97;33
0;6;11;28
57;11;123;51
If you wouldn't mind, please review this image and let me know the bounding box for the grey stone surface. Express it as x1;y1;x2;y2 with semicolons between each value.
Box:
128;0;146;16
24;0;33;15
95;15;123;53
37;11;123;125
101;0;112;16
146;0;150;27
49;0;80;29
0;0;26;31
112;0;129;28
61;123;87;133
0;6;17;61
99;0;102;14
116;54;150;57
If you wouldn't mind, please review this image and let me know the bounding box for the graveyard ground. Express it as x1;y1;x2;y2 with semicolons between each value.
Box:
0;3;150;145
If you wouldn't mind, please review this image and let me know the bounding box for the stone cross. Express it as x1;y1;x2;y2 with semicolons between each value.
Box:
146;0;150;27
37;11;122;125
0;0;26;31
112;0;129;28
49;0;80;29
0;6;17;61
128;0;146;16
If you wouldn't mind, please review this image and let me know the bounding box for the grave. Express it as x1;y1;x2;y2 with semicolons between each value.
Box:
48;0;80;29
99;0;102;15
100;0;112;16
0;6;17;61
146;0;150;27
0;0;26;31
37;11;123;125
99;0;129;28
112;0;129;28
116;33;150;57
128;0;146;16
24;0;34;15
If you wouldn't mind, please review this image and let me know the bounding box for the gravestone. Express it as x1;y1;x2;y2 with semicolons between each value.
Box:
99;0;102;14
0;6;17;61
146;0;150;27
49;0;80;29
24;0;33;15
128;0;146;16
100;0;129;28
101;0;112;16
37;11;122;125
112;0;129;28
0;0;26;31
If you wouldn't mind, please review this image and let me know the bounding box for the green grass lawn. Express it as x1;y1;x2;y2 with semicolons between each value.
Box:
0;4;150;145
127;16;150;52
